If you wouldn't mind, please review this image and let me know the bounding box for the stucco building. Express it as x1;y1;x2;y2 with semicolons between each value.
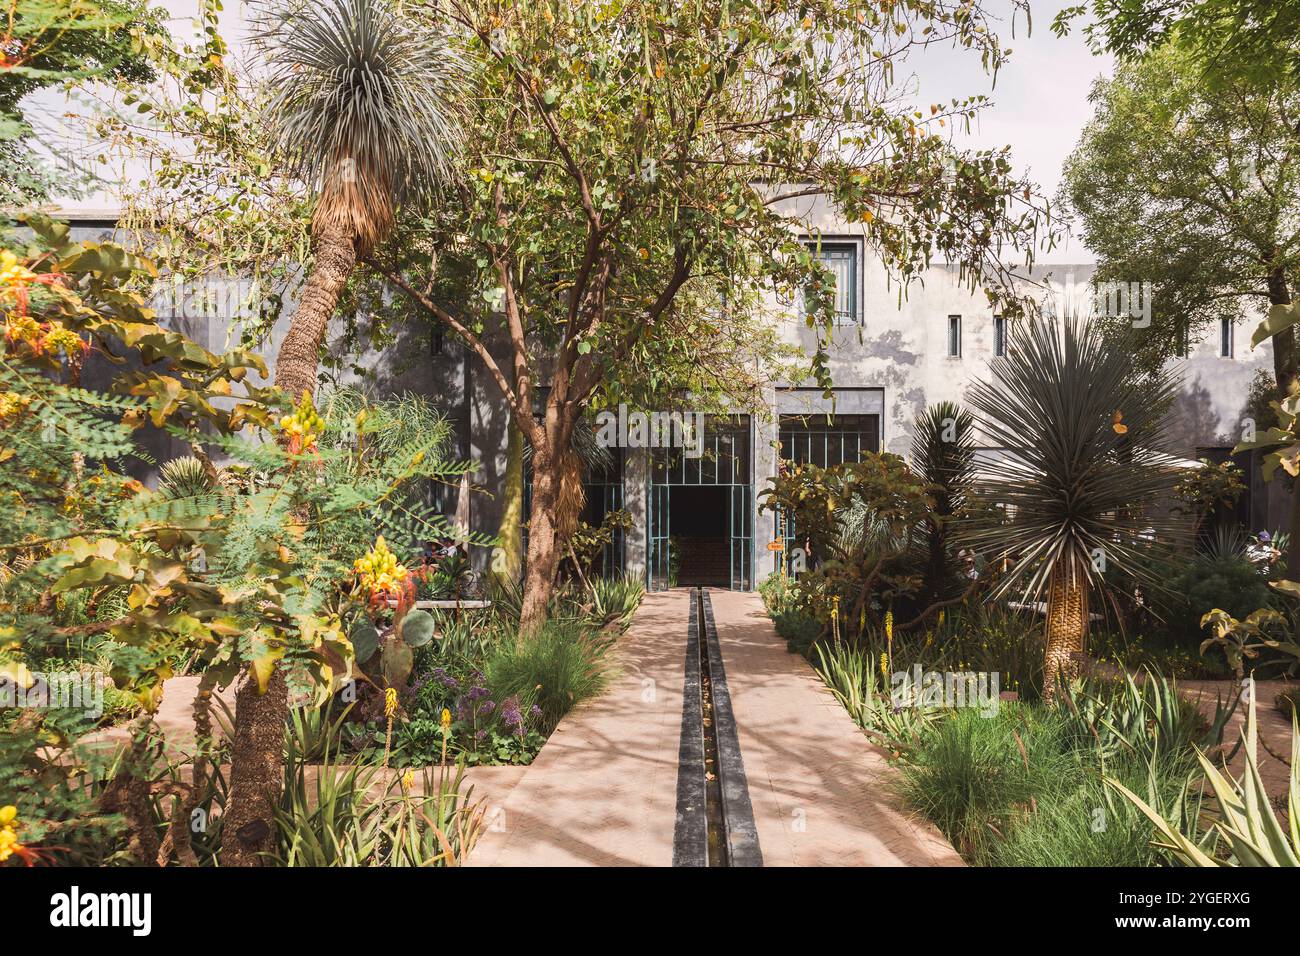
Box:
65;209;1278;593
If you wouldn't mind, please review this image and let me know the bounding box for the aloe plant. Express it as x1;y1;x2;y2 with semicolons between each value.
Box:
1107;678;1300;866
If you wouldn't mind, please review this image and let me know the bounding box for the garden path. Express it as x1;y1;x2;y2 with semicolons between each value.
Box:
467;588;692;866
468;588;960;867
705;589;962;866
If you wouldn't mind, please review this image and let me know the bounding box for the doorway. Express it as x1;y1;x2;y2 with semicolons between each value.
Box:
669;486;731;588
647;415;753;591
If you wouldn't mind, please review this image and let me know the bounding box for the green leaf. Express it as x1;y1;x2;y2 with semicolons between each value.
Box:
400;610;436;648
349;618;379;663
1253;304;1300;349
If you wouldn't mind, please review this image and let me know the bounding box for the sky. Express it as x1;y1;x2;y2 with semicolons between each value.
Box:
908;1;1115;263
43;1;1113;263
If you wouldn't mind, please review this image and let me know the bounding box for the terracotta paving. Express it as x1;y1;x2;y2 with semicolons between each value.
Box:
1177;678;1297;813
707;589;963;867
469;587;960;866
466;589;692;866
73;675;237;763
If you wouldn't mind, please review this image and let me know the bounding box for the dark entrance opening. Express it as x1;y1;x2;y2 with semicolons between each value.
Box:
671;485;731;588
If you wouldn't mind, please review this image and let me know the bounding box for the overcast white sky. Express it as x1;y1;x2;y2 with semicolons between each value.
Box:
48;0;1111;262
908;0;1114;262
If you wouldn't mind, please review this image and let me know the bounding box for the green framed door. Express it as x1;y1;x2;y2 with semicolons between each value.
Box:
648;483;671;591
646;415;753;591
729;483;752;590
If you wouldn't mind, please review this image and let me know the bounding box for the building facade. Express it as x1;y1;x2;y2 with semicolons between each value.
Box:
65;209;1278;592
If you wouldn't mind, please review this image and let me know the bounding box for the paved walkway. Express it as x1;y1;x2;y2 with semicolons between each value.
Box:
469;587;959;867
1178;678;1296;814
467;589;692;866
708;589;962;866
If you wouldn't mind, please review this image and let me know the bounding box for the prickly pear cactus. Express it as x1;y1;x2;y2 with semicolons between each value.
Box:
401;609;436;648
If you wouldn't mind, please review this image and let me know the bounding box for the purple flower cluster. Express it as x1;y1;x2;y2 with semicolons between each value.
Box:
500;695;525;738
457;683;495;721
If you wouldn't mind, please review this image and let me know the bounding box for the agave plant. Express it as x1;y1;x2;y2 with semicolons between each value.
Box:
1108;679;1300;867
967;316;1185;697
156;455;219;499
253;0;468;402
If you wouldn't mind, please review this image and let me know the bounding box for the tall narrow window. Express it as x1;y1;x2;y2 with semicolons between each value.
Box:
803;241;859;325
947;315;962;357
993;315;1006;357
1220;318;1234;358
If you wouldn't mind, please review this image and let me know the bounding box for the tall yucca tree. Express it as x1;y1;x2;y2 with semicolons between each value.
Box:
222;0;466;868
255;0;466;401
967;316;1183;699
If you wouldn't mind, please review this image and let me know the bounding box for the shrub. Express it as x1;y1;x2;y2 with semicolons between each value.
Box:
588;574;645;629
888;677;1212;866
989;754;1199;867
772;607;824;655
484;620;614;733
274;715;485;867
894;705;1075;862
1161;553;1276;643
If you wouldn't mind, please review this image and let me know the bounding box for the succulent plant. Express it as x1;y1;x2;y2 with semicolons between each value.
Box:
349;618;379;664
382;640;414;689
401;609;436;648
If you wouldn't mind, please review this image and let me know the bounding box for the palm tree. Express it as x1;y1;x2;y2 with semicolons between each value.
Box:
967;316;1184;699
222;0;466;867
255;0;466;401
910;401;976;606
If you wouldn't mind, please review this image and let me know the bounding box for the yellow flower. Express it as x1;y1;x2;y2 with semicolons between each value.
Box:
885;609;893;642
277;390;324;451
384;686;398;718
879;652;889;681
0;826;18;862
0;392;30;420
0;250;37;290
44;326;82;357
0;806;21;863
4;313;40;343
440;707;452;731
401;769;415;790
355;535;409;596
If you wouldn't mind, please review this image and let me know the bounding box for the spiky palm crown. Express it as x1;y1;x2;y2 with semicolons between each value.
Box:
254;0;467;252
967;315;1185;602
912;400;976;516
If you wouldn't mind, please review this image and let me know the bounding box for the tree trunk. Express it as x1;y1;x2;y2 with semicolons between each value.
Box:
220;671;288;867
495;414;525;587
1043;562;1088;702
553;446;587;543
1266;269;1300;580
221;225;356;867
520;449;562;633
273;226;357;403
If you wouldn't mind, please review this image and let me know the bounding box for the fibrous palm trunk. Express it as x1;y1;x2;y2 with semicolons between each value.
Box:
1043;562;1088;701
221;224;357;867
